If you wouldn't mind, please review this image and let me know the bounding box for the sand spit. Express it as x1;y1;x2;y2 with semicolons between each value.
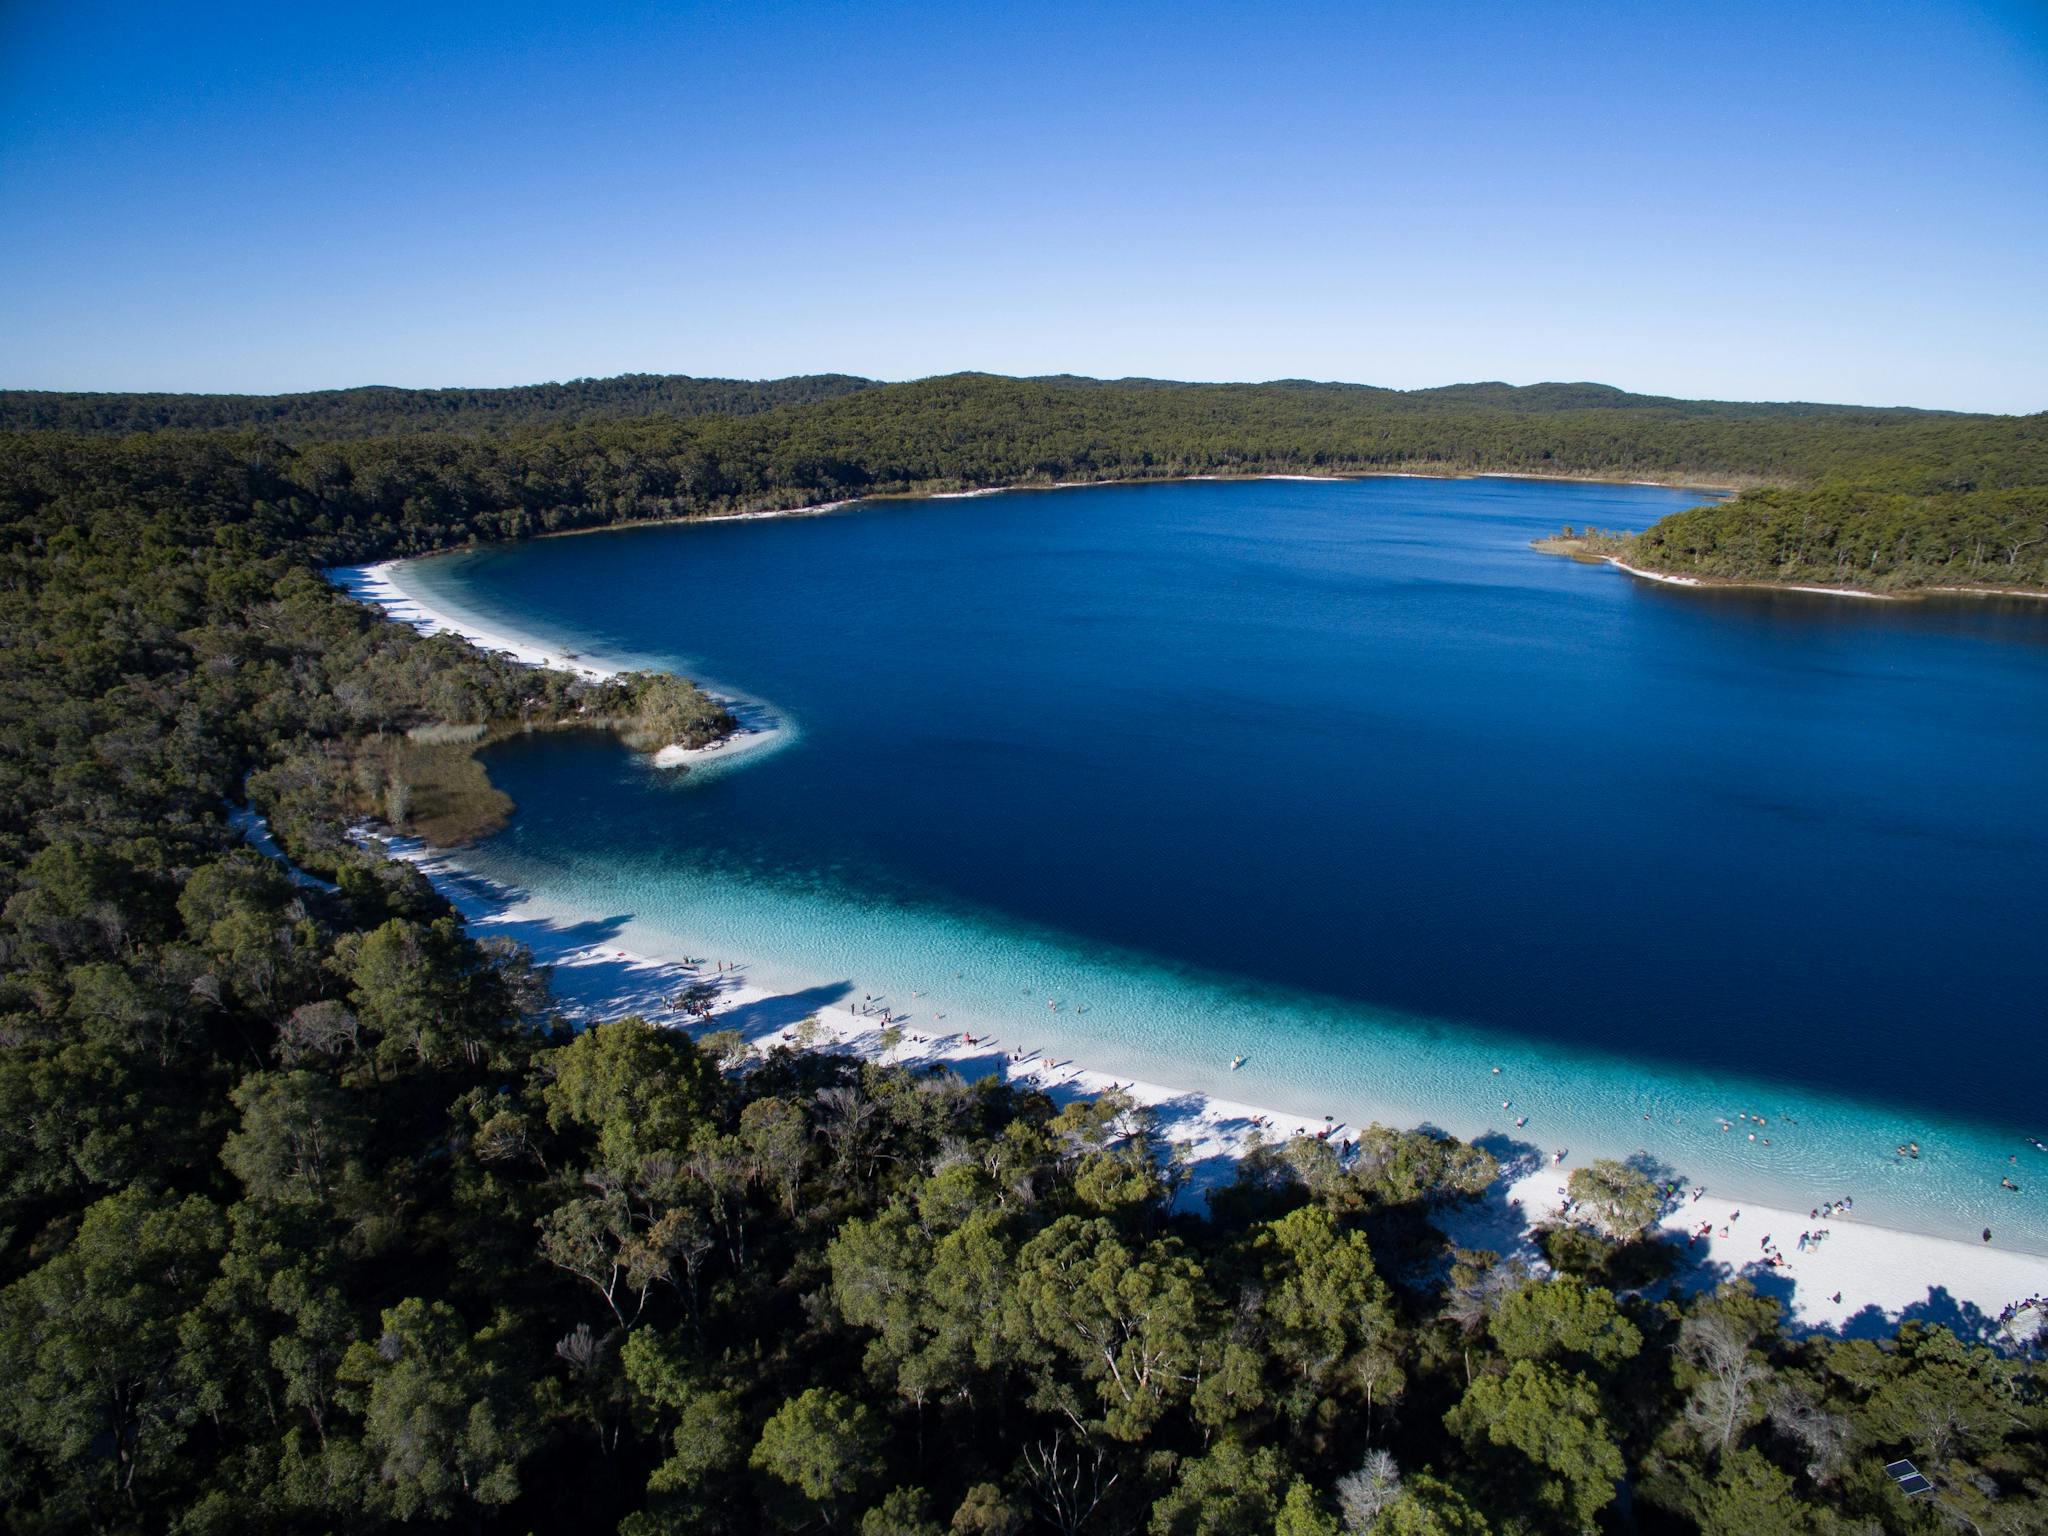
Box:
331;560;787;770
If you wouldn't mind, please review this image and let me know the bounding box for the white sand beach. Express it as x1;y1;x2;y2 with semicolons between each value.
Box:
348;824;2045;1349
1612;554;1900;600
1609;557;1705;588
1602;556;2038;604
334;561;624;681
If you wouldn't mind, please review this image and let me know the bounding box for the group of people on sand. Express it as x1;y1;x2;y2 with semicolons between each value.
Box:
1704;1207;1743;1241
1754;1233;1794;1269
683;968;2038;1278
1998;1295;2045;1326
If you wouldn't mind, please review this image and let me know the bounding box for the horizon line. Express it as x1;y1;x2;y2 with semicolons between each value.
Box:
2;368;2033;419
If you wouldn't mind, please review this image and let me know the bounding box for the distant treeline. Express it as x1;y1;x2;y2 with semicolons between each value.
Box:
0;372;878;438
0;370;1971;442
2;374;2042;588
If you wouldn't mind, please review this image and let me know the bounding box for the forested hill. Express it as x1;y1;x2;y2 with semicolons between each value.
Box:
0;371;878;438
3;371;2043;587
0;367;1972;440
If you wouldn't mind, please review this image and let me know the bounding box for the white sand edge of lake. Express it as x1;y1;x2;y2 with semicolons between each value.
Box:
363;828;2046;1348
332;560;786;767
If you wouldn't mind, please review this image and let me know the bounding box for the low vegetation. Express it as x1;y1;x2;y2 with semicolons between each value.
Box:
619;673;740;753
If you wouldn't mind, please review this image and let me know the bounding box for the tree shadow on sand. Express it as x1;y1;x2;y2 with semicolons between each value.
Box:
716;980;857;1039
1630;1235;2032;1353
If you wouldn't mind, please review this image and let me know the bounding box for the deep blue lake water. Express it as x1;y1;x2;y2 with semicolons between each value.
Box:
395;477;2048;1245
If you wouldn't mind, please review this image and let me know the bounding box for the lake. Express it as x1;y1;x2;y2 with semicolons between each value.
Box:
392;476;2048;1247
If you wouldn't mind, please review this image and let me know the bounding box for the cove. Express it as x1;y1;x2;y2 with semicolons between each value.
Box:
390;476;2048;1249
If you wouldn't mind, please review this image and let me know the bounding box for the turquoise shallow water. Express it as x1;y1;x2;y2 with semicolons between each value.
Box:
390;477;2048;1251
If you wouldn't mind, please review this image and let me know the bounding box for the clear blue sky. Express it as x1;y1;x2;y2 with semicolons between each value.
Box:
2;0;2044;410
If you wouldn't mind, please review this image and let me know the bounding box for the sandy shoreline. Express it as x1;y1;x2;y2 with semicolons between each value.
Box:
354;467;1739;564
333;561;624;681
351;827;2044;1346
1603;555;2048;603
332;560;789;768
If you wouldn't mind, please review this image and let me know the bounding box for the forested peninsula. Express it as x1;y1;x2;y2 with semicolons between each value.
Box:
2;374;2044;1536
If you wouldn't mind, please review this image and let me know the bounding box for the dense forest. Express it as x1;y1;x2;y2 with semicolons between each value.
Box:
1;375;2044;1535
0;373;1970;441
3;371;2043;586
0;373;878;439
1622;483;2048;591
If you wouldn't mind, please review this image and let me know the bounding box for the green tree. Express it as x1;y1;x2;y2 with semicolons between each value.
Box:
1372;1474;1493;1536
740;1094;810;1217
620;1329;746;1504
1486;1276;1641;1372
949;1481;1026;1535
177;853;316;1021
1073;1145;1167;1217
620;672;736;751
537;1189;694;1330
1564;1160;1662;1241
1685;1447;1815;1536
541;1014;720;1176
1347;1126;1497;1207
0;1188;226;1521
333;1297;531;1522
1445;1360;1623;1533
863;1484;944;1536
1255;1205;1402;1424
750;1387;881;1528
219;1069;368;1206
831;1203;1017;1422
1010;1216;1215;1441
1147;1440;1285;1536
0;1038;163;1202
1275;1478;1342;1536
343;914;510;1071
